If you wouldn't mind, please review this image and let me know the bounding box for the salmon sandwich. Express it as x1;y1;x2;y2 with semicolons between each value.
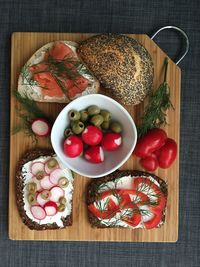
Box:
18;41;100;103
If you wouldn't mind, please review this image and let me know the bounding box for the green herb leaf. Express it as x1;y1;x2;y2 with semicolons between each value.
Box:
13;90;50;120
137;57;174;138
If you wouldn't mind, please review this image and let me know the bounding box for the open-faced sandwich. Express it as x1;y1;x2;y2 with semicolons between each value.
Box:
77;34;154;105
18;41;100;103
16;149;74;230
87;170;167;229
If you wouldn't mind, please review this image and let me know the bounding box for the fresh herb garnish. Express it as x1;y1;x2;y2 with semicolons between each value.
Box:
12;90;51;144
137;57;174;138
13;90;49;119
24;51;91;96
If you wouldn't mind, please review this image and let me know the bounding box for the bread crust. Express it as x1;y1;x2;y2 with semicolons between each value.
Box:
86;170;167;228
77;34;154;105
15;149;72;230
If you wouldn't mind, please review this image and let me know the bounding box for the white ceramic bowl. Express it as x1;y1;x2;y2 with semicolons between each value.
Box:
51;94;137;178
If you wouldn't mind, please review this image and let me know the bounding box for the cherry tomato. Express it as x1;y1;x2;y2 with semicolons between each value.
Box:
63;135;83;158
156;138;177;168
101;133;122;151
134;128;167;158
139;153;158;171
82;125;103;146
84;146;104;163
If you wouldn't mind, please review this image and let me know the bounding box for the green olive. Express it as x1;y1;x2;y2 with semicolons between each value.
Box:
90;115;104;127
100;110;111;122
101;121;110;130
87;105;100;116
47;158;58;169
27;193;36;205
80;110;89;122
72;121;85;134
58;204;66;212
110;121;123;133
58;177;69;188
68;110;81;121
70;121;76;128
59;196;67;205
41;190;51;200
35;171;45;180
64;128;73;138
26;182;37;193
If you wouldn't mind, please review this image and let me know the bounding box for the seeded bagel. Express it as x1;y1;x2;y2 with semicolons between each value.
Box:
77;34;154;105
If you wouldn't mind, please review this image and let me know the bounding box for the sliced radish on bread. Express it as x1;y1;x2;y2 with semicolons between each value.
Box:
40;175;54;189
36;192;49;206
44;160;58;174
50;186;64;202
32;176;43;191
30;205;46;220
49;169;64;185
44;201;58;216
31;161;44;175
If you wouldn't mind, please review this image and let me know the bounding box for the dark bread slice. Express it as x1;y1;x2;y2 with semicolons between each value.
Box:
16;149;72;230
87;170;168;228
77;34;154;105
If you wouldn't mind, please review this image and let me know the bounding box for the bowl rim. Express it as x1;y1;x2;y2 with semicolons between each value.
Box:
51;94;137;178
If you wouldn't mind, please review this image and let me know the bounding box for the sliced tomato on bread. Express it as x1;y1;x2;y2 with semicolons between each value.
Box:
118;189;150;206
88;198;119;219
144;208;162;229
121;202;142;227
133;177;166;211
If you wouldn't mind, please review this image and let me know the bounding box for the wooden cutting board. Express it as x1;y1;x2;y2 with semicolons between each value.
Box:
9;32;180;241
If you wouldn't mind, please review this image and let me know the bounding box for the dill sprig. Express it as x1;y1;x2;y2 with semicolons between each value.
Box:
13;90;49;120
137;57;174;138
12;90;51;143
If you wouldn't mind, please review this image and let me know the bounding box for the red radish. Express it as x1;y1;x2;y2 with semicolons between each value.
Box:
49;168;63;185
44;161;58;174
82;125;103;146
44;201;58;216
50;186;64;202
101;133;122;151
85;146;104;163
140;154;159;172
40;175;54;189
63;135;83;158
31;162;45;175
36;192;49;206
31;118;51;137
30;205;46;220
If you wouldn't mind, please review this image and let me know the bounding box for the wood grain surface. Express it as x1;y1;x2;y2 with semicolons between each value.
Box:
9;32;181;241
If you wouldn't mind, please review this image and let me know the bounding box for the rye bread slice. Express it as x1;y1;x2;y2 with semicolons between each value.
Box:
86;170;168;228
16;149;72;230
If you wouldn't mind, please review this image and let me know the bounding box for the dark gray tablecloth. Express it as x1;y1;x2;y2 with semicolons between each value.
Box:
0;0;199;266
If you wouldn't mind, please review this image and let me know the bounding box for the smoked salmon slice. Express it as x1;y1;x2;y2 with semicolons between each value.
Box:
29;63;49;73
33;72;64;97
49;41;75;60
29;42;90;99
